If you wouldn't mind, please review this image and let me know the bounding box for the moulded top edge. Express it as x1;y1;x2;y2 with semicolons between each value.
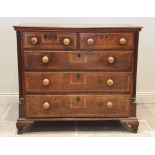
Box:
13;24;143;31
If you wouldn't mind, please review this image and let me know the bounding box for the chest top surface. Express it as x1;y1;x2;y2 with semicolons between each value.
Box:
13;24;142;32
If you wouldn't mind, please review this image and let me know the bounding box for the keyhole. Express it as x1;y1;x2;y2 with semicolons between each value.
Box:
76;96;80;102
77;53;81;57
76;73;80;80
105;35;108;39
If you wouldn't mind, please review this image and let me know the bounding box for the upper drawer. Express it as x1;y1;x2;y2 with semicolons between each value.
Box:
80;33;134;49
23;32;77;50
24;50;132;71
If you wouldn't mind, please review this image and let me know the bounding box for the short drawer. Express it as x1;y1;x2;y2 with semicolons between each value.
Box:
25;95;130;118
24;50;132;71
24;72;131;93
80;33;134;49
23;32;77;50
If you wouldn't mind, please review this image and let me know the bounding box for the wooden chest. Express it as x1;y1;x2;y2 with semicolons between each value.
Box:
14;25;142;133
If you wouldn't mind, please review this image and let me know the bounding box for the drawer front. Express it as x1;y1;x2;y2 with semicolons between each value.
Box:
25;95;130;118
24;72;131;93
80;33;134;49
23;32;77;50
24;51;132;71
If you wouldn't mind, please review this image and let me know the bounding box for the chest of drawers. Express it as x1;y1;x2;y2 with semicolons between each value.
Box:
14;25;142;133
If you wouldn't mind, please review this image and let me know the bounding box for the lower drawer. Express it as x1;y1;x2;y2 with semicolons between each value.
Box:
24;72;131;93
25;95;130;118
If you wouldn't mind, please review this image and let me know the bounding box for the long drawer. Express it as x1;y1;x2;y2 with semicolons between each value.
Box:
24;72;131;93
24;50;132;71
25;95;130;118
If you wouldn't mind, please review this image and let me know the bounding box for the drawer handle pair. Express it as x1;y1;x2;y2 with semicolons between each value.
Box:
87;37;126;46
42;78;113;86
42;101;113;110
42;55;114;64
31;37;71;46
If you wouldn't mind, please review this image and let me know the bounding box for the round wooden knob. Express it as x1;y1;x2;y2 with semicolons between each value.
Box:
63;38;70;46
31;37;38;45
120;38;126;45
107;79;114;86
42;56;49;64
87;38;94;45
107;102;113;109
108;56;115;64
42;79;50;86
42;102;50;110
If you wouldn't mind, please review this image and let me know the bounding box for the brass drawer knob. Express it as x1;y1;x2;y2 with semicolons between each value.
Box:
107;79;114;86
43;78;50;86
42;102;50;110
120;38;126;45
31;37;38;45
108;56;115;64
87;38;94;45
63;38;70;46
42;56;49;63
107;102;113;109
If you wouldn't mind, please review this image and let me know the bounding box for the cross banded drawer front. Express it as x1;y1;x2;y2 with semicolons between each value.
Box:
80;33;134;49
24;72;131;93
25;95;130;118
24;50;132;71
23;32;77;50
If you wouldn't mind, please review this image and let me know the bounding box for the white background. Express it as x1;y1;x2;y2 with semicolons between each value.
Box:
0;0;155;155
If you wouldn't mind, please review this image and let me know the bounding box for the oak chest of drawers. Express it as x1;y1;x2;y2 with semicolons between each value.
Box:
14;25;142;133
